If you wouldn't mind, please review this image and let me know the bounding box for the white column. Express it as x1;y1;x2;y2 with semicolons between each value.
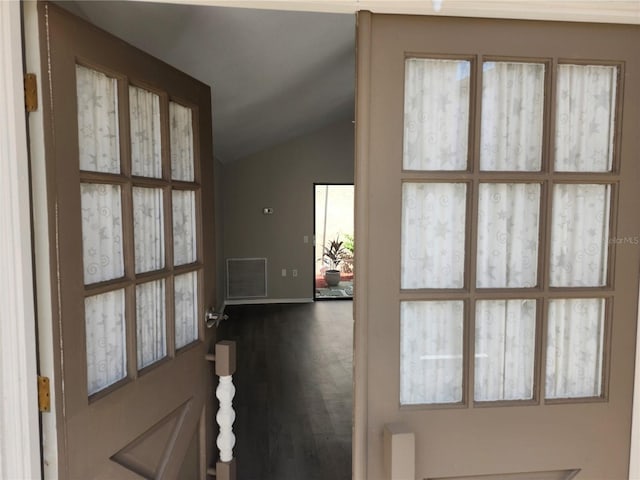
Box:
0;1;41;478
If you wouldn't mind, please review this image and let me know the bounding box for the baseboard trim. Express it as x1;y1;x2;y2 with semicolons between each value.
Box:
224;298;314;306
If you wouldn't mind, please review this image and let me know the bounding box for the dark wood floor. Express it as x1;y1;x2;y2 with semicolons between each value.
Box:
218;301;353;480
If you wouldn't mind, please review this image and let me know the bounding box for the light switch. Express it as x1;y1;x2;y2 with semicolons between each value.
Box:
303;235;309;244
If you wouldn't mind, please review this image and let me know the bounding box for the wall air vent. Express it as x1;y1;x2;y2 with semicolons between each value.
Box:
226;258;267;299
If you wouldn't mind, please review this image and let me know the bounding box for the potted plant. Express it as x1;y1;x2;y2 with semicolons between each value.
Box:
323;237;348;287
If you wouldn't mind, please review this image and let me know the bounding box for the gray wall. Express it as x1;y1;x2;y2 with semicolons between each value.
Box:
222;119;354;301
214;156;226;310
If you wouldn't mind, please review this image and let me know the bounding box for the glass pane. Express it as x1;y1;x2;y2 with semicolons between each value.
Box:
480;62;545;171
403;58;471;171
170;102;195;181
133;187;165;274
475;299;536;401
401;183;467;289
175;272;198;349
136;280;166;369
555;65;617;172
546;298;605;399
476;183;540;288
81;183;124;284
85;289;126;395
172;190;197;266
76;65;120;174
130;86;162;178
550;184;610;287
401;301;464;405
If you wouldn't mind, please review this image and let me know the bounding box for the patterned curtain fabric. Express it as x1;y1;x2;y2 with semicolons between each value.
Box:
172;190;197;266
76;65;120;174
480;62;545;171
136;280;167;369
170;102;195;181
133;187;165;274
550;184;610;287
475;300;536;401
79;71;201;388
85;290;126;395
175;272;198;349
476;183;540;288
401;301;464;404
401;182;467;289
81;183;124;284
546;299;605;399
400;60;612;404
130;86;162;178
403;58;470;171
555;65;617;172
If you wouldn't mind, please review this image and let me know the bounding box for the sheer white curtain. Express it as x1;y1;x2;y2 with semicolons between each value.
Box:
76;65;120;174
555;65;617;172
401;301;464;405
172;190;197;266
136;280;166;369
550;184;610;287
85;290;126;395
401;182;467;289
175;272;198;349
170;102;195;181
79;66;173;388
400;59;614;404
546;299;605;398
81;183;124;284
480;62;545;171
475;300;536;401
477;183;540;288
403;58;470;171
130;86;161;178
133;187;165;274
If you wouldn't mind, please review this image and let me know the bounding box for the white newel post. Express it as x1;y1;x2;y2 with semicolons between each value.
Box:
216;375;236;462
209;340;237;480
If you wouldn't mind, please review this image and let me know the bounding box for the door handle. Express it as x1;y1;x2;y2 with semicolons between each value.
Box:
205;308;228;328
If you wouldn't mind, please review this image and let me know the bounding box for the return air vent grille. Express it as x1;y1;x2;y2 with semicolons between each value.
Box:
226;258;267;299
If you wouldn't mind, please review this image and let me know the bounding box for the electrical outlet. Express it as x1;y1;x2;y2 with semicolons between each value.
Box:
292;269;298;277
281;268;287;277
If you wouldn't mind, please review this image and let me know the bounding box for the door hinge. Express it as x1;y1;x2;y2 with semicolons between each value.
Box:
38;376;50;412
24;73;38;112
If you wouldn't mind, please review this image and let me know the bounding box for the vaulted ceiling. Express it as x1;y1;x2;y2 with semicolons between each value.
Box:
57;0;639;162
60;1;355;162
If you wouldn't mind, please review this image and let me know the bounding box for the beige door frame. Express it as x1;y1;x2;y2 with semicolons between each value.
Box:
0;2;41;478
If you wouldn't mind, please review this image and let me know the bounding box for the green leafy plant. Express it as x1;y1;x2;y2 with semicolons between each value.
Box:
343;233;355;255
323;237;349;271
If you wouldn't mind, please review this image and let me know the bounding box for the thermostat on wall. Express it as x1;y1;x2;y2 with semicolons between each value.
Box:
262;207;274;215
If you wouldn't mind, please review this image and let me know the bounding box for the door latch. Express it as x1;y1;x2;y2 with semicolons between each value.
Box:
205;308;228;328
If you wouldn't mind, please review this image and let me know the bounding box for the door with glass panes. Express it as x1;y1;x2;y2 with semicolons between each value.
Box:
39;4;216;478
355;13;640;479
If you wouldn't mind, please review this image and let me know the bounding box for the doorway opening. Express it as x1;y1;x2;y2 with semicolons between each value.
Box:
314;183;354;300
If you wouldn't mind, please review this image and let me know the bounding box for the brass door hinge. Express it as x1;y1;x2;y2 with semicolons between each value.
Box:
38;376;50;412
24;73;38;112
